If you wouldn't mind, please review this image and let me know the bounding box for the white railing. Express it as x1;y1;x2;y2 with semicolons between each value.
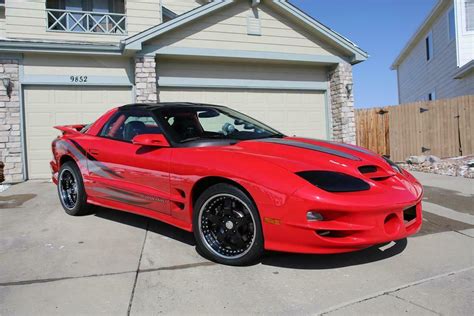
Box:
47;9;126;35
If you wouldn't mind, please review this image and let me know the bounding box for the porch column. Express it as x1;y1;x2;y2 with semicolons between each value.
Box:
0;57;23;183
328;62;356;144
134;55;157;103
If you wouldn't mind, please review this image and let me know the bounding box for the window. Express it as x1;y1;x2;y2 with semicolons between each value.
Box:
448;7;456;41
101;111;161;142
158;106;282;143
428;91;436;101
466;0;474;31
425;32;433;61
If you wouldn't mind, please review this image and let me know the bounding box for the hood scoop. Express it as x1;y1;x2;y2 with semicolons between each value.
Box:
358;165;394;181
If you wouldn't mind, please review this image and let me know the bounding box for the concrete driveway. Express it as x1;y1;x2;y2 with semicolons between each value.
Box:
1;172;473;315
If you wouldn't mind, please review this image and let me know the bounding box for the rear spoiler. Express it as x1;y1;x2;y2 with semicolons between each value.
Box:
54;124;86;135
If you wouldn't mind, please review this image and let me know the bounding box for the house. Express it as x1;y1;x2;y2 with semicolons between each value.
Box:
392;0;474;103
0;0;368;182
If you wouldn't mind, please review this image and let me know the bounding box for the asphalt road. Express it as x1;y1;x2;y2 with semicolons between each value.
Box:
0;171;473;315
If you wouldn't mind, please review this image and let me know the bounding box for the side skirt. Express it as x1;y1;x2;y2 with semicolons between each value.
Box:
87;196;193;232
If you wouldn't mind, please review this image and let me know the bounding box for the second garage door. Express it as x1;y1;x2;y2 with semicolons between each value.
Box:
159;88;328;139
24;86;132;179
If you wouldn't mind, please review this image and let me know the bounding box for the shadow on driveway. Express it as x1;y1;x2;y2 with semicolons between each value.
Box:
93;207;407;270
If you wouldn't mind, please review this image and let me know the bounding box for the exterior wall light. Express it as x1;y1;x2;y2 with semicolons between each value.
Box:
2;77;12;99
346;83;353;97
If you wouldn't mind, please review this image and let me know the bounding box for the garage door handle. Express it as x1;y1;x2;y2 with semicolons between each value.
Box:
89;149;99;156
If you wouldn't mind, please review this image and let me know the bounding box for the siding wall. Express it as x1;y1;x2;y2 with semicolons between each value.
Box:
23;53;132;78
162;0;203;15
149;0;341;56
4;0;161;43
158;58;328;82
398;2;473;103
0;7;5;38
455;0;474;67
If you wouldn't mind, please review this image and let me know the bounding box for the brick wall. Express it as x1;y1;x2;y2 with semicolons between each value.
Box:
135;56;157;103
329;62;356;144
0;58;23;183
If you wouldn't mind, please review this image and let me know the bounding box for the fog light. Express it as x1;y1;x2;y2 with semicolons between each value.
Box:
307;212;324;221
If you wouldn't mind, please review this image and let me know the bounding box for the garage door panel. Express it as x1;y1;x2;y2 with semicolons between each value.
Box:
24;86;131;179
159;88;327;139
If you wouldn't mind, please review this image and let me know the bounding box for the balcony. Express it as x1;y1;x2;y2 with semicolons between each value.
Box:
46;0;126;35
47;8;126;35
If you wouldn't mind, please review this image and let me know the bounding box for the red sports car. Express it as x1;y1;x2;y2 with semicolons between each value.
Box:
51;103;423;265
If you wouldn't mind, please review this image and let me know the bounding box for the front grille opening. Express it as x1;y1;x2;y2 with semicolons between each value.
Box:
316;230;354;238
358;165;378;174
403;205;417;224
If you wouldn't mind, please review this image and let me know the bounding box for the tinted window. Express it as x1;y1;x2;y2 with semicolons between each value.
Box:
101;110;161;142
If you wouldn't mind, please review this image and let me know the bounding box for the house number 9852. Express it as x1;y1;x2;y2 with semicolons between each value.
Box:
70;76;88;83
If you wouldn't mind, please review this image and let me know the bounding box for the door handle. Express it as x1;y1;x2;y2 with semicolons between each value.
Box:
89;149;99;156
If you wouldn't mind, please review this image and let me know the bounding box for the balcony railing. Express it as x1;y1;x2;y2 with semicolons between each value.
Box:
47;9;127;35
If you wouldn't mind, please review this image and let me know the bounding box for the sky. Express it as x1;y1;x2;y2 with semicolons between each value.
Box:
289;0;438;108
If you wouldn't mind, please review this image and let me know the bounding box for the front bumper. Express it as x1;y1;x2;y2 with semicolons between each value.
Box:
263;182;423;254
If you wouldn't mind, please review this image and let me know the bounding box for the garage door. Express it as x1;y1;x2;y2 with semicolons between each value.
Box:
24;86;132;179
159;88;328;139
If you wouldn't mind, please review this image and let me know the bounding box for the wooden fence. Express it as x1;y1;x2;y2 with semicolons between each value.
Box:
356;95;474;162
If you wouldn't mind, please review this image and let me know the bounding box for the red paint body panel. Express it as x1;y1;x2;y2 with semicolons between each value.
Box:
51;107;423;254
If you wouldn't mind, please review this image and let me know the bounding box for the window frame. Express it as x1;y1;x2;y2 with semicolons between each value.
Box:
464;0;474;33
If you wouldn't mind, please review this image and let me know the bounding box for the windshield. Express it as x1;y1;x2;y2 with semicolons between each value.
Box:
155;106;284;143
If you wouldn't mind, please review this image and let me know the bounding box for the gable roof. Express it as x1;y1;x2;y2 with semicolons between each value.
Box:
123;0;368;64
391;0;450;69
123;0;233;51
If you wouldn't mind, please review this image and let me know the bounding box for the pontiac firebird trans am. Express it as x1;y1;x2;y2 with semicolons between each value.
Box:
51;103;423;265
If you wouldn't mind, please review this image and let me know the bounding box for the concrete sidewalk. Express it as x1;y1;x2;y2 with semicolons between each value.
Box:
0;172;473;315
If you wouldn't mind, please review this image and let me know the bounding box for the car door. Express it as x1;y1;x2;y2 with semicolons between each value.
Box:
87;109;172;215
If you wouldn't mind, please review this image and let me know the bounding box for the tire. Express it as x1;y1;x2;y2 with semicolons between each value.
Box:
57;161;91;216
193;183;264;266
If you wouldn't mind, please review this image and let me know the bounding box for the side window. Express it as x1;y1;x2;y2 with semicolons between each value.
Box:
425;32;433;61
100;111;162;141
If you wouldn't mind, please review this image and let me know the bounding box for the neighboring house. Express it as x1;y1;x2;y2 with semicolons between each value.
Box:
392;0;474;103
0;0;367;182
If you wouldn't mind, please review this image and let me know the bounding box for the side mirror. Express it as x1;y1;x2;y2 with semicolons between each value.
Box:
132;134;170;148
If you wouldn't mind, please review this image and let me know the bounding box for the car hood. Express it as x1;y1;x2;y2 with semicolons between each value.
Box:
228;137;397;178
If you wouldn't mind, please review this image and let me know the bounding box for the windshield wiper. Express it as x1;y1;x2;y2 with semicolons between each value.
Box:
270;133;286;138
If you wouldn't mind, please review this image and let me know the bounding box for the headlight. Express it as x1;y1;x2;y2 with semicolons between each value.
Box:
296;171;370;192
382;156;402;173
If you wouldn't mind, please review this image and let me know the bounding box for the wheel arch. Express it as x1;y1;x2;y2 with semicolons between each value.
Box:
59;154;76;167
191;176;257;211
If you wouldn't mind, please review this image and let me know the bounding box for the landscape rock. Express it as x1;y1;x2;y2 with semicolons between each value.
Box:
426;155;441;163
407;155;427;164
399;155;474;179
